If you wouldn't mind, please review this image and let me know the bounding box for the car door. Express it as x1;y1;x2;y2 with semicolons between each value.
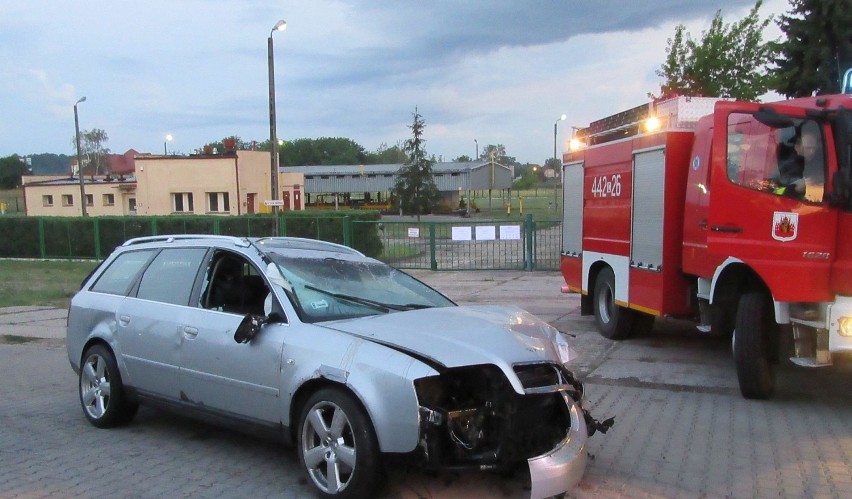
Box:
116;247;207;399
708;102;837;302
179;251;285;423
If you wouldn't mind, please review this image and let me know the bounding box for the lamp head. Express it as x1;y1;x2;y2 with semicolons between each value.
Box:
272;20;287;33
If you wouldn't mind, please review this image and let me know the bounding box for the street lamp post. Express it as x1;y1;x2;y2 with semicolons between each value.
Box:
553;114;567;167
164;134;173;155
74;97;88;217
268;19;287;236
553;114;566;212
474;139;478;160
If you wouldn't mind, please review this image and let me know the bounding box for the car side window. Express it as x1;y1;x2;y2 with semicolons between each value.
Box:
90;249;157;295
198;251;271;316
136;248;207;306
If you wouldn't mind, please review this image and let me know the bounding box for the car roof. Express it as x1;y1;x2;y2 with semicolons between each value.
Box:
119;234;365;258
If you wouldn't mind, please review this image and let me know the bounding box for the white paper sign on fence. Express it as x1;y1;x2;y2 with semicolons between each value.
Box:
475;225;496;240
451;226;472;241
500;225;521;240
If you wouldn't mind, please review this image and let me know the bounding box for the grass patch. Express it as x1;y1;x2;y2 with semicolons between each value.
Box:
379;243;421;261
0;260;98;308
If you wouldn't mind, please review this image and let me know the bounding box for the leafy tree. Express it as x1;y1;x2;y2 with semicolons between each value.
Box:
28;153;71;175
655;1;776;100
392;109;441;217
280;137;367;166
772;0;852;97
478;144;518;167
0;155;26;189
71;128;110;176
453;155;473;162
365;143;407;164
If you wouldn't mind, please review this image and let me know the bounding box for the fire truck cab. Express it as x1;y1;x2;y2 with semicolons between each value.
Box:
561;95;852;399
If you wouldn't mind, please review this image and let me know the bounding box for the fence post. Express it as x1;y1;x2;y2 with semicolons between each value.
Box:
429;223;437;271
151;218;158;236
524;214;534;271
343;216;352;247
93;218;101;260
38;218;46;259
213;217;221;235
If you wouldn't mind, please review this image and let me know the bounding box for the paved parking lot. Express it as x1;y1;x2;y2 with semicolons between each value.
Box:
1;271;850;498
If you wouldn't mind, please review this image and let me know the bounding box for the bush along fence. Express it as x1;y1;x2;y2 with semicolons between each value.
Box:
0;211;382;260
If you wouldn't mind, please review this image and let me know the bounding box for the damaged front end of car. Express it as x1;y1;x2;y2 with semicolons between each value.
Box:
414;362;612;499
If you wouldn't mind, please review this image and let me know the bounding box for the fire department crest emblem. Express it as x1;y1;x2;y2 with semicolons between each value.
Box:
772;211;798;242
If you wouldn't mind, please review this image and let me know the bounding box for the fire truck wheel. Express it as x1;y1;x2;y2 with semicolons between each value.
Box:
593;267;634;340
733;292;775;399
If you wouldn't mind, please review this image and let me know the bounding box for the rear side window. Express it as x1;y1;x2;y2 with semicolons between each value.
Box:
136;248;207;306
91;249;157;295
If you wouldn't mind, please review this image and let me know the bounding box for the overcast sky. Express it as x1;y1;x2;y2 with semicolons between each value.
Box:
0;0;791;165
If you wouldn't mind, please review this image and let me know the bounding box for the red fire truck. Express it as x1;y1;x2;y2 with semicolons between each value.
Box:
560;95;852;399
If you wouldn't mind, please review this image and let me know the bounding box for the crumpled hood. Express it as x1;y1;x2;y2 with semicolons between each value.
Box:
322;304;569;377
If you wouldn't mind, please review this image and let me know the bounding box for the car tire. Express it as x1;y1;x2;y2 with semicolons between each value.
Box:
79;344;137;428
297;387;381;498
593;267;634;340
733;292;775;399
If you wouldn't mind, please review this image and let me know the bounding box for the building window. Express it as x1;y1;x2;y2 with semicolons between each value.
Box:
103;193;115;206
207;192;230;212
172;192;194;213
128;198;137;213
85;194;94;206
42;195;54;207
62;194;74;206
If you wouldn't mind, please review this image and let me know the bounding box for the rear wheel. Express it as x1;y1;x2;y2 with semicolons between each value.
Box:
733;292;776;399
79;344;137;427
593;267;635;340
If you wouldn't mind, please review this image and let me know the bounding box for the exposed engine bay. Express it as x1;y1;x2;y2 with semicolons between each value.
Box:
414;363;614;469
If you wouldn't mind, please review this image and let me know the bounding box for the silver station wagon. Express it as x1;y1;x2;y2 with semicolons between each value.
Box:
67;235;611;498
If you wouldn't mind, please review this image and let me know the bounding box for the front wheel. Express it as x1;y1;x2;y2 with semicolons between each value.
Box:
298;387;381;498
593;267;635;340
79;344;137;428
733;292;776;399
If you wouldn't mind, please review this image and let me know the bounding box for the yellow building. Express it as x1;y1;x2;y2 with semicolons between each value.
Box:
23;151;304;217
23;175;137;217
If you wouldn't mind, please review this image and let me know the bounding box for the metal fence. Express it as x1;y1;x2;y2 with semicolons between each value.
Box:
0;213;562;271
357;214;562;271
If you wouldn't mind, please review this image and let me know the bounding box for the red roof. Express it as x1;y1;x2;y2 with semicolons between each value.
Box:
106;149;138;174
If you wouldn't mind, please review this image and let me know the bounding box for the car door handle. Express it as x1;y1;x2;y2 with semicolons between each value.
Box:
183;326;199;338
710;225;743;233
118;315;131;326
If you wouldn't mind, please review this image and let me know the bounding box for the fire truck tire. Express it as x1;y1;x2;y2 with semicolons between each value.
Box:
593;267;634;340
733;292;775;399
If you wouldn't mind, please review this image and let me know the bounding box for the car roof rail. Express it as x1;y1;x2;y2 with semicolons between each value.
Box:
122;234;251;247
255;237;365;257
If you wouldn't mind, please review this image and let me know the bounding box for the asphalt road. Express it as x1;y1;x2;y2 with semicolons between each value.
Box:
1;270;850;498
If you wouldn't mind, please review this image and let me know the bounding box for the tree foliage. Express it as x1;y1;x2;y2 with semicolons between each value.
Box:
279;137;367;166
0;155;26;189
655;1;776;100
478;144;519;167
392;109;440;216
772;0;852;97
71;128;111;176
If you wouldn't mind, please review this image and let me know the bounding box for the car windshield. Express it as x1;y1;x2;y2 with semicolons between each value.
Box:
267;254;455;322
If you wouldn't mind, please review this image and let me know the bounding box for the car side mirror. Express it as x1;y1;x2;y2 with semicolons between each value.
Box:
234;312;285;343
234;314;262;344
